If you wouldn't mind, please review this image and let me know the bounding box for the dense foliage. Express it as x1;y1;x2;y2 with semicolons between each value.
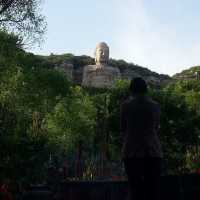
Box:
0;31;200;187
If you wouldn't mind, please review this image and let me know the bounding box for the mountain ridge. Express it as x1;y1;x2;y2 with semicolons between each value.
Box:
173;66;200;80
35;53;171;86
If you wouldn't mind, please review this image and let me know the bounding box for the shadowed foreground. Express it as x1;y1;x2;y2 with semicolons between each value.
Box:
21;174;200;200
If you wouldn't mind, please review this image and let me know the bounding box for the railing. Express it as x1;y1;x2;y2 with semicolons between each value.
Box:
59;174;200;200
22;174;200;200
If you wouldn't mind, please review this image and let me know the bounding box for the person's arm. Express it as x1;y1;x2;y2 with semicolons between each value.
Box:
120;102;127;143
155;103;161;133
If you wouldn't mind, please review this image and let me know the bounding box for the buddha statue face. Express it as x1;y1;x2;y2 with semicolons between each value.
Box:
95;42;109;65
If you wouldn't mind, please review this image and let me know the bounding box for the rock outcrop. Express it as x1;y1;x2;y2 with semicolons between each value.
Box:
173;66;200;81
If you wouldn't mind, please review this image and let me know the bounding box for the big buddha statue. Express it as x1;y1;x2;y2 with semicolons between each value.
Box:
82;42;121;88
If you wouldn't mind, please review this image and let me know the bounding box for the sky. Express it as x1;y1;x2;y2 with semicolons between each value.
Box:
31;0;200;76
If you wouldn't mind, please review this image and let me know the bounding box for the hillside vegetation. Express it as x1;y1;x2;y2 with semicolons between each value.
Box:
41;53;170;85
174;66;200;80
0;31;200;185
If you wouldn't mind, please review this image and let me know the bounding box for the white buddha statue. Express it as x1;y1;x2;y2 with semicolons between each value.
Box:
82;42;121;88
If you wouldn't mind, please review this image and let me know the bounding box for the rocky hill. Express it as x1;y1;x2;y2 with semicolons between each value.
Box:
173;66;200;80
36;53;171;87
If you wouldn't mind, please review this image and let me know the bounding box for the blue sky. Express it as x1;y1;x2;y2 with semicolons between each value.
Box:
32;0;200;76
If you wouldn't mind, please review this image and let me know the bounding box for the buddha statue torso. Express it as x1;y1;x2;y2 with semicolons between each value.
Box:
82;64;120;88
82;42;121;88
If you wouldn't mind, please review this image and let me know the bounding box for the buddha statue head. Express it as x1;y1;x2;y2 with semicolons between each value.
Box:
95;42;109;65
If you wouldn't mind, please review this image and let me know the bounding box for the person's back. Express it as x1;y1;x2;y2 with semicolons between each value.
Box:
120;78;163;200
121;95;162;158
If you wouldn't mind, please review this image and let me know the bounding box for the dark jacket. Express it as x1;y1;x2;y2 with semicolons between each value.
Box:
120;95;163;158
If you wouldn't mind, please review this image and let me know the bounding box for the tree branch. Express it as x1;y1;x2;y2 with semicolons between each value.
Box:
0;0;15;15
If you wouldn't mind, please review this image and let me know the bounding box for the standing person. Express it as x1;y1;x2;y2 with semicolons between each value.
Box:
120;77;163;200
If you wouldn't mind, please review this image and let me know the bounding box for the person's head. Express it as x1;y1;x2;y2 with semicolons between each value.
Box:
95;42;109;65
130;77;148;95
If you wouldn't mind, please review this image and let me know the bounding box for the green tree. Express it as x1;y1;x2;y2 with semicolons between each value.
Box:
45;86;96;178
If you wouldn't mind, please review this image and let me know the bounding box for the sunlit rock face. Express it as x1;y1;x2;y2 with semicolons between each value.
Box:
82;42;121;88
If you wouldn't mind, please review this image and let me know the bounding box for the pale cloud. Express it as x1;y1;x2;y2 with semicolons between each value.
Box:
31;0;200;76
111;0;200;75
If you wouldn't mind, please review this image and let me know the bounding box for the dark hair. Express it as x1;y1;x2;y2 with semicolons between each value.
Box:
130;77;148;95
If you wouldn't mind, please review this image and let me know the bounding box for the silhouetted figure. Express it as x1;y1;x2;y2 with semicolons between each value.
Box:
120;77;163;200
